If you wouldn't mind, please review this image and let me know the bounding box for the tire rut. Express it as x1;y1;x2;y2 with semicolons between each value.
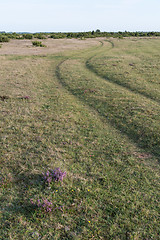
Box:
86;41;160;104
55;41;160;160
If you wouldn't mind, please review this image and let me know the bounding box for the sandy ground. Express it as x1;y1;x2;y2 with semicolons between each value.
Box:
0;38;102;55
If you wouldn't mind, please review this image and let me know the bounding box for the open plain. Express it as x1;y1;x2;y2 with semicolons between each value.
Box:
0;37;160;239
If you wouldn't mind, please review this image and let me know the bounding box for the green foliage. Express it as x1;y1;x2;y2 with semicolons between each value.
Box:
1;31;160;41
0;35;9;42
50;33;66;39
7;32;22;39
49;30;160;39
32;40;46;47
23;33;33;39
34;33;47;39
96;29;101;33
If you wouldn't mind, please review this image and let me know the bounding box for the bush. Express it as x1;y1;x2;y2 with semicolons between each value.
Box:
23;34;33;39
34;33;46;39
0;36;9;42
32;41;46;47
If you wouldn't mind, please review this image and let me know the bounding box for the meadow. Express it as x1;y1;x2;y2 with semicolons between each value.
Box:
0;37;160;239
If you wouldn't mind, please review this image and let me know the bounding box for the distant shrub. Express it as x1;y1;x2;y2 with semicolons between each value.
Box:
23;34;33;39
34;33;46;39
0;36;9;42
96;29;101;33
50;34;66;39
32;41;46;47
80;37;86;40
16;35;24;39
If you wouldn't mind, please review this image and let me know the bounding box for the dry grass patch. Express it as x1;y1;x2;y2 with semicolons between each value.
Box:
0;38;100;56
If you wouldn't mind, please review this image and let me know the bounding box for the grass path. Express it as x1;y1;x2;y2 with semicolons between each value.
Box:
53;39;160;237
57;40;160;158
87;38;160;103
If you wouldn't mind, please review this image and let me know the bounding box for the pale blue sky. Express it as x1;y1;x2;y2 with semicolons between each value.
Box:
0;0;160;32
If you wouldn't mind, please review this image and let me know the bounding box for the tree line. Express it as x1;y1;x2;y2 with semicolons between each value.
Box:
1;30;160;42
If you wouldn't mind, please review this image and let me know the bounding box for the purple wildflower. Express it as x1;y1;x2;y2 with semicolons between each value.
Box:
23;96;30;99
37;199;41;207
42;199;52;212
30;198;53;213
30;198;34;204
52;168;66;182
43;168;66;185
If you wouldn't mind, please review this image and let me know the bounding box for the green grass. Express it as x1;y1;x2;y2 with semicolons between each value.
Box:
87;38;160;103
0;38;160;239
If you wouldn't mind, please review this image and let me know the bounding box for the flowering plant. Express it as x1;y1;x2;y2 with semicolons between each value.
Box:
43;168;66;185
30;198;64;213
30;198;53;212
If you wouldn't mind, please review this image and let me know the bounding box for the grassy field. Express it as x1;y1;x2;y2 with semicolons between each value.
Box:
0;38;160;239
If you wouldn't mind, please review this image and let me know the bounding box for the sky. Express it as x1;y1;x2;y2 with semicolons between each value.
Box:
0;0;160;32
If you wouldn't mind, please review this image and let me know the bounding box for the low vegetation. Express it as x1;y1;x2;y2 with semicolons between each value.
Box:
1;30;160;41
0;35;9;42
0;37;159;239
32;41;46;47
23;33;33;39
